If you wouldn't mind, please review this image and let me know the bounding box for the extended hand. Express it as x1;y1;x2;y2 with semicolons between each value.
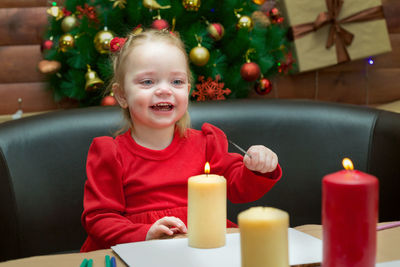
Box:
243;145;278;174
146;216;188;240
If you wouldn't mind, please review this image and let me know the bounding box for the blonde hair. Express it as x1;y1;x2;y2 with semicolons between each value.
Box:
109;29;192;137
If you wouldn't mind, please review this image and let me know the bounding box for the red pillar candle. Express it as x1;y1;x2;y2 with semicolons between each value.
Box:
322;158;379;267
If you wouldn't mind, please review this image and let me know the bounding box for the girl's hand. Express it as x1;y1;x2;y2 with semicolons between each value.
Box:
243;145;278;174
146;216;187;240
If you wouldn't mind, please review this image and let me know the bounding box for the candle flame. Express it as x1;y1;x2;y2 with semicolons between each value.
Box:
204;162;210;174
342;158;354;171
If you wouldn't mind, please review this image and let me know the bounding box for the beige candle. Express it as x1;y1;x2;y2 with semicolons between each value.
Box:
188;162;226;248
238;206;289;267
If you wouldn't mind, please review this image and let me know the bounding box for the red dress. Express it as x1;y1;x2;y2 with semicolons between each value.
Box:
81;123;282;252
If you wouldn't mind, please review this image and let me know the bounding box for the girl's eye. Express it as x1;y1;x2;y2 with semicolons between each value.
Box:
172;79;185;86
140;79;153;86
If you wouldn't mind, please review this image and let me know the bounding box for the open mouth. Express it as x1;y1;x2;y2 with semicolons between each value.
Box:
150;103;174;111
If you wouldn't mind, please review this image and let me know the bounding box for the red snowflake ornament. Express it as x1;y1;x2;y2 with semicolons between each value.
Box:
192;75;231;101
76;4;99;23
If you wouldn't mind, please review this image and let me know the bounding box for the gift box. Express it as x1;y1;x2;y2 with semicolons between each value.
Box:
281;0;392;72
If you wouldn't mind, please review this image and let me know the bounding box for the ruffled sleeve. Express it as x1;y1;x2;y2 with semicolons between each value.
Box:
81;137;151;248
202;123;282;204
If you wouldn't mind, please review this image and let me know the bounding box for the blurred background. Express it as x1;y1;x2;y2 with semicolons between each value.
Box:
0;0;399;121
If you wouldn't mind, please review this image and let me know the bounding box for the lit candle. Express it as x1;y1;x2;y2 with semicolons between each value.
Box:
187;162;226;248
238;207;289;267
322;158;379;267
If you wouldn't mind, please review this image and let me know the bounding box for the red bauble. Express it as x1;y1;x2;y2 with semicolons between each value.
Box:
240;62;260;82
255;78;272;95
207;23;225;41
41;39;54;52
152;19;169;30
101;95;117;106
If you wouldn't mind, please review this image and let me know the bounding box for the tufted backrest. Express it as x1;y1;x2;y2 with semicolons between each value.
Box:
1;99;399;261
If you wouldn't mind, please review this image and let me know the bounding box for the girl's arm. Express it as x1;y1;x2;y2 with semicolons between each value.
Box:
202;123;282;204
81;137;151;248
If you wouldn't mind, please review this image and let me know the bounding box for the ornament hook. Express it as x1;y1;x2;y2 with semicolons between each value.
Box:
194;34;203;46
234;8;243;18
153;10;162;20
171;17;176;32
245;48;256;63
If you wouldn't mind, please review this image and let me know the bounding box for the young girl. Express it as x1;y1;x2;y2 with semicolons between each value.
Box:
81;29;282;252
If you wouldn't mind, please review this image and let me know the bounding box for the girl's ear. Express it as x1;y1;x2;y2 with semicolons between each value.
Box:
112;83;128;108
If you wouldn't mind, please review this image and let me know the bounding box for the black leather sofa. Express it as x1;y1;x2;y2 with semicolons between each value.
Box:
1;99;400;262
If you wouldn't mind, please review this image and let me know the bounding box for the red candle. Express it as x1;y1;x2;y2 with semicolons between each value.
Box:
322;158;379;267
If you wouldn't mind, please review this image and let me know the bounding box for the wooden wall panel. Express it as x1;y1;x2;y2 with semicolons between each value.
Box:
0;82;57;114
0;7;48;45
248;72;319;100
0;0;48;8
0;82;78;114
274;72;317;99
382;0;400;33
368;69;400;104
316;71;369;105
0;45;46;83
373;34;400;68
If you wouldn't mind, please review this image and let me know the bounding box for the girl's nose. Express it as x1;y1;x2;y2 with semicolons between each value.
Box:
155;83;172;96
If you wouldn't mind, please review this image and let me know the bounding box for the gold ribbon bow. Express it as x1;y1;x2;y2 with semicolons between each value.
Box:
292;0;384;63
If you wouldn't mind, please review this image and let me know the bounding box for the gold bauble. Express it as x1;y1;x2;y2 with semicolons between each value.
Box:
93;27;115;54
237;15;253;30
182;0;201;11
59;33;75;52
252;0;266;4
189;45;209;66
85;65;104;91
61;15;78;32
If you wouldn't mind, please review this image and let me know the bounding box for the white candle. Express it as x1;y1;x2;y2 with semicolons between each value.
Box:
188;162;226;248
238;207;289;267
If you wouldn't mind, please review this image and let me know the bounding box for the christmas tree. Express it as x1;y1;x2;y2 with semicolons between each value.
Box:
41;0;292;106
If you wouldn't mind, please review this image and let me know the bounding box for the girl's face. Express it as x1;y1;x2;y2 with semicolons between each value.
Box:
117;41;190;132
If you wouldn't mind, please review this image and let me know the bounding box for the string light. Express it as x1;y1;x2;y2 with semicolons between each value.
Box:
368;57;374;65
